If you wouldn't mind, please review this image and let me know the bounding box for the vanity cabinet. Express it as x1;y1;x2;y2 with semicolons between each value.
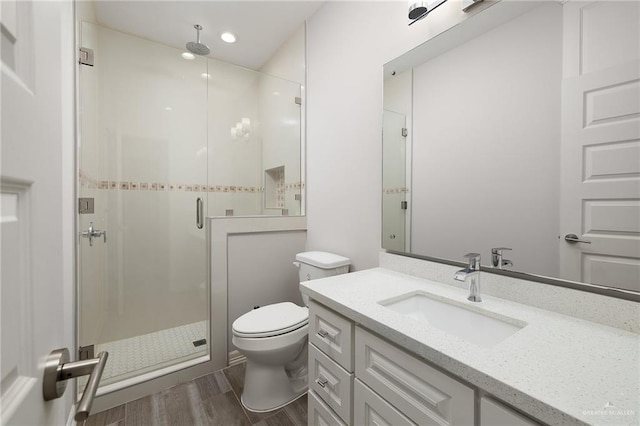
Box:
354;379;416;425
309;300;354;371
308;300;474;425
309;344;354;423
480;397;541;426
355;327;475;425
308;301;355;424
308;388;347;426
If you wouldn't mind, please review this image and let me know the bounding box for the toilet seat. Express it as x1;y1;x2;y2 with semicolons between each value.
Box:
233;302;309;338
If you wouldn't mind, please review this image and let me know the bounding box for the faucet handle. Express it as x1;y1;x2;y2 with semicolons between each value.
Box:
491;247;513;268
463;253;481;270
491;247;512;254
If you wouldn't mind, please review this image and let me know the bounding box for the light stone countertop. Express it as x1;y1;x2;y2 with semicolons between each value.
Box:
300;267;640;426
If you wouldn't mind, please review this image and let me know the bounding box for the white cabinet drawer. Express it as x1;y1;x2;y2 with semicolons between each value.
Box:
309;343;354;424
356;327;475;426
481;397;541;426
309;300;354;372
308;390;347;426
354;379;417;426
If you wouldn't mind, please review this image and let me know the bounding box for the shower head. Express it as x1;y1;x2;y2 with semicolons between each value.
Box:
186;24;210;56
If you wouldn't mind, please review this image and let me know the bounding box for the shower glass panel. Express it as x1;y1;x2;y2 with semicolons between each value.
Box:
382;109;408;251
206;60;302;217
77;22;210;388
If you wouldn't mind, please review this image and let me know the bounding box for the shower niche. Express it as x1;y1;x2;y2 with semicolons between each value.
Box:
265;166;285;211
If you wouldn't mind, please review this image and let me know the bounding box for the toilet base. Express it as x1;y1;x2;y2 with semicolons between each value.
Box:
240;359;307;412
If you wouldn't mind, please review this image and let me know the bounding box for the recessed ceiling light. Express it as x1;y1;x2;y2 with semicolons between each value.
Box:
220;32;237;44
181;52;195;60
201;73;211;79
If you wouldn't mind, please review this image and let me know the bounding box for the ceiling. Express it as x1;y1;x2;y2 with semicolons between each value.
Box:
94;1;325;70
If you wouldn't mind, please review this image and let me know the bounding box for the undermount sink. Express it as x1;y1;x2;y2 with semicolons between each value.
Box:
379;292;526;348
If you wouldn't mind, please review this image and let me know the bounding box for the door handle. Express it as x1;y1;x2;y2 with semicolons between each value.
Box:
564;234;591;244
196;197;204;229
43;348;109;421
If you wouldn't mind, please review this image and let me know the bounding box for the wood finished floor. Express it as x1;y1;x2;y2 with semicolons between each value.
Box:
82;363;307;426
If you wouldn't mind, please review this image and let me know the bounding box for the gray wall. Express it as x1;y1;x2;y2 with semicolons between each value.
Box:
227;230;307;348
306;0;495;270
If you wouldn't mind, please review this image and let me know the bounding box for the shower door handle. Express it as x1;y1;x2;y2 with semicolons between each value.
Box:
196;197;204;229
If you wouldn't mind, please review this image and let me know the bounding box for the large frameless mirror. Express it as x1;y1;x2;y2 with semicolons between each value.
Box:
383;0;640;299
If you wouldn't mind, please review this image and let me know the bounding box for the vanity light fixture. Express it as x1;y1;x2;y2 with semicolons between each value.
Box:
220;31;237;44
408;0;447;25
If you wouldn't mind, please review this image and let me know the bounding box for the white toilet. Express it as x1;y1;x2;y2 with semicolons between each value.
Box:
232;251;350;412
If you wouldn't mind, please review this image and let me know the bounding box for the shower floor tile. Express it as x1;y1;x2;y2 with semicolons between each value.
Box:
96;320;208;386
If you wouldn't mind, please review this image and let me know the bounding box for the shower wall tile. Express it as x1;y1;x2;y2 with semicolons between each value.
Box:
259;73;302;215
382;187;410;194
79;170;269;194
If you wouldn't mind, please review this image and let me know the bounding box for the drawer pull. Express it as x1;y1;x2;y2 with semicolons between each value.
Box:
316;374;338;390
317;328;337;340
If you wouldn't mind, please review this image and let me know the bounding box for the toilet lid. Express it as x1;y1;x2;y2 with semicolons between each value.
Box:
232;302;309;337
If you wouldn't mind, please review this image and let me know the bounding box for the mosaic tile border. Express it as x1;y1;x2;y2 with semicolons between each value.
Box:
383;187;410;194
275;168;285;209
79;170;304;194
284;183;303;190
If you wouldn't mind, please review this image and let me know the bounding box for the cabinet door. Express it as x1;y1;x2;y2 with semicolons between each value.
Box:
481;397;540;426
354;379;417;426
309;301;354;371
356;327;474;425
309;344;354;424
308;390;347;426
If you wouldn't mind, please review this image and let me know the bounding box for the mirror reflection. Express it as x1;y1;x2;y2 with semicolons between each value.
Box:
382;0;640;294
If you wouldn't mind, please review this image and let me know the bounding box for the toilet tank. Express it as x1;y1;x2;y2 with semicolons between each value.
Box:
295;251;350;305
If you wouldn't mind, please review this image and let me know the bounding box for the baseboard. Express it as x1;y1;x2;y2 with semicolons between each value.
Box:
228;350;246;367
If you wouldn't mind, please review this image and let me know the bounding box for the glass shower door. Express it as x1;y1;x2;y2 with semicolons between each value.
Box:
382;109;408;252
77;22;210;388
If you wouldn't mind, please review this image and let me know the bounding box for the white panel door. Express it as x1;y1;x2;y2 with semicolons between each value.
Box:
560;0;640;292
1;0;74;424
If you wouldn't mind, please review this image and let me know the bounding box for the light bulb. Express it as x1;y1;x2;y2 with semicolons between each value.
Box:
220;32;237;44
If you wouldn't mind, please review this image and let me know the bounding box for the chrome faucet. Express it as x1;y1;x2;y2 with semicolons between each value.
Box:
491;247;513;269
454;253;482;302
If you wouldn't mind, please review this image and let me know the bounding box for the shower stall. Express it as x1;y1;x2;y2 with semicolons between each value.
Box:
77;21;302;392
